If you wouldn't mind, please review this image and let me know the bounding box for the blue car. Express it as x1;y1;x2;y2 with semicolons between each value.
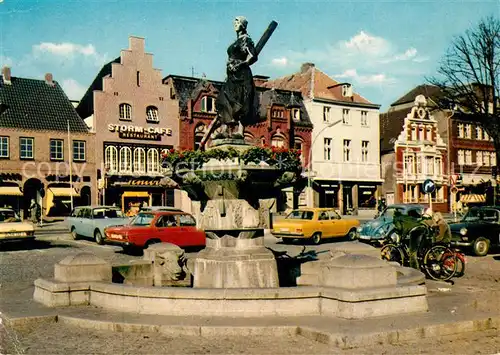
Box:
357;204;426;245
66;206;131;245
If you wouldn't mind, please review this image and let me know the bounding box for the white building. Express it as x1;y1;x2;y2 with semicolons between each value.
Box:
262;63;382;215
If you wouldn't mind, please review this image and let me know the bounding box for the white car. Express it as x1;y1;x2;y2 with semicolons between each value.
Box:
0;208;35;244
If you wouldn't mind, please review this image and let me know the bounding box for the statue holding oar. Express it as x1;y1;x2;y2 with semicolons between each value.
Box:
200;17;278;149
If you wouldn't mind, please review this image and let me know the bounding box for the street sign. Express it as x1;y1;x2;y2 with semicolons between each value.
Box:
422;179;436;194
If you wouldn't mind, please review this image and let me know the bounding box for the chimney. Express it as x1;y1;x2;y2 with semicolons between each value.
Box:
45;73;54;86
253;75;269;87
301;62;315;74
2;66;11;85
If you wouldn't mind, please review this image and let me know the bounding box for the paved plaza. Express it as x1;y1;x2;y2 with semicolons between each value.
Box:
0;229;499;354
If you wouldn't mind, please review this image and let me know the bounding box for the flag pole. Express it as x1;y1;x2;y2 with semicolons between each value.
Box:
67;119;74;211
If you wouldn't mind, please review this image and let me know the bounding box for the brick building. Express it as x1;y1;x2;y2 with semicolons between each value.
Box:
76;37;179;212
162;74;313;210
0;67;96;219
380;92;449;212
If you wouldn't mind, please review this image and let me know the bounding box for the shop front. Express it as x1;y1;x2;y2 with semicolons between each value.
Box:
358;184;378;209
104;176;176;216
0;184;23;215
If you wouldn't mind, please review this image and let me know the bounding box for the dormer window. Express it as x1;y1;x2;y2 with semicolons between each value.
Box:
146;106;159;122
292;108;301;121
272;109;284;118
119;103;132;121
201;96;216;113
342;84;352;97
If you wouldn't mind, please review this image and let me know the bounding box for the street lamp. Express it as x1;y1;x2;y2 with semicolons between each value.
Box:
306;119;342;207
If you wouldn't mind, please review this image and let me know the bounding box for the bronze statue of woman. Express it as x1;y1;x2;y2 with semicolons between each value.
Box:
215;16;258;137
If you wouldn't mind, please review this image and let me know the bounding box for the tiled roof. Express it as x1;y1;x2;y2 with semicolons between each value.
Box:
76;57;120;119
165;75;313;127
261;64;377;107
0;76;90;132
390;84;442;107
379;107;411;153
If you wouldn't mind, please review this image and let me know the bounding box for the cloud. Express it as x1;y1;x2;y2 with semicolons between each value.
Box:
394;47;417;61
33;42;108;67
270;57;289;67
60;78;86;100
334;68;394;86
341;31;392;57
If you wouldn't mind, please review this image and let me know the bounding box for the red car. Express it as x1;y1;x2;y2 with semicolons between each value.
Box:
104;211;206;251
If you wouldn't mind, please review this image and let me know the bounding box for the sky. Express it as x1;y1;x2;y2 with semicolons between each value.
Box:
0;0;498;110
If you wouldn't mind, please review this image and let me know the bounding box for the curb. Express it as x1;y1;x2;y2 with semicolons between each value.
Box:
4;313;499;349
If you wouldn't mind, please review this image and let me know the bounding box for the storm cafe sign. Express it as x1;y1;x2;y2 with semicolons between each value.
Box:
108;124;173;141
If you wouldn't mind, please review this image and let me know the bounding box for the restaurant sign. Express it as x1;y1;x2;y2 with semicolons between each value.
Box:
108;124;173;141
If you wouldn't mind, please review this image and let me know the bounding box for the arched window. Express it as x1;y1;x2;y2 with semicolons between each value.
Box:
119;103;132;120
201;96;216;113
133;147;146;173
146;106;159;122
194;124;206;150
147;149;159;173
105;146;118;172
119;147;132;173
271;134;286;148
244;132;255;144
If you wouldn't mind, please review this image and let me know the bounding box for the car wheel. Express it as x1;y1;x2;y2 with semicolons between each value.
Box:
473;237;489;257
311;232;322;245
346;228;357;241
70;227;79;240
94;230;104;245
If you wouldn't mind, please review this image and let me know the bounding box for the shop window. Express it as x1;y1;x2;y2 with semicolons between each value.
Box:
133;147;146;173
201;96;216;113
146;106;159;122
119;147;132;173
147;148;159;173
0;137;9;158
358;185;376;208
105;146;118;172
119;103;132;120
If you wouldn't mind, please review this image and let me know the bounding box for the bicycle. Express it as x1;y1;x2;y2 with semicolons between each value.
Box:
380;224;459;281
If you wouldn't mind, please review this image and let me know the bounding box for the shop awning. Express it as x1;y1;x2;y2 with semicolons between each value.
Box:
48;187;80;197
122;191;149;198
0;186;22;196
460;194;486;203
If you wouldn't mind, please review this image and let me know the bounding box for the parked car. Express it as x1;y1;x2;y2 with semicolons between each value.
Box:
357;204;425;245
0;208;35;244
271;208;360;245
103;211;206;251
450;206;500;256
139;206;182;212
66;206;130;244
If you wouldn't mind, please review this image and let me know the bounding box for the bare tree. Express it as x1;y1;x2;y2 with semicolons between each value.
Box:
429;16;500;173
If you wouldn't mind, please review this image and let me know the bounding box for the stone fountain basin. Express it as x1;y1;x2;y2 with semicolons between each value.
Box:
33;277;427;320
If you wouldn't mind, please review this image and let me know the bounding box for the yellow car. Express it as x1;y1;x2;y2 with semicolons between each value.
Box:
271;208;360;244
0;208;35;244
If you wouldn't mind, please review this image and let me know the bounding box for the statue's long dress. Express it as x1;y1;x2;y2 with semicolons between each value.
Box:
215;34;257;126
